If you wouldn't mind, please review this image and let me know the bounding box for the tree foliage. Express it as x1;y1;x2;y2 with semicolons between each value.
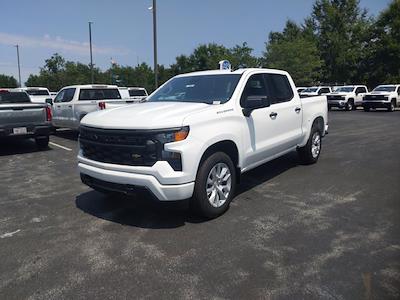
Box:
0;74;18;88
263;21;323;86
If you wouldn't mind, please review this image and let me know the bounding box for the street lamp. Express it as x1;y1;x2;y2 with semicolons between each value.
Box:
14;45;22;87
149;0;158;89
88;21;94;84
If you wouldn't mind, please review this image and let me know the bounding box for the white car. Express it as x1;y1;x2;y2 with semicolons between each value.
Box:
326;85;368;111
14;87;51;103
362;85;400;112
51;84;138;130
78;67;328;218
300;86;332;98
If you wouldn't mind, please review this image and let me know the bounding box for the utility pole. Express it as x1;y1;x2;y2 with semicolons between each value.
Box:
152;0;158;89
89;21;94;84
15;45;22;87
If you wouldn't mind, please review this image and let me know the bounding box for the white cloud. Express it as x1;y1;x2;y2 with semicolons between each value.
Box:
0;32;129;56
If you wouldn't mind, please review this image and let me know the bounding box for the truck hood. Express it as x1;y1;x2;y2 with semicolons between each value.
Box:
369;91;393;96
81;101;210;129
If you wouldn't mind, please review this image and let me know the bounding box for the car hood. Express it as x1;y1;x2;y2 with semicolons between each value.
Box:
81;101;210;129
369;91;392;96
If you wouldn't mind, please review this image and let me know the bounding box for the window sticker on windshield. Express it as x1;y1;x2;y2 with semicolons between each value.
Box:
213;101;221;105
186;84;195;88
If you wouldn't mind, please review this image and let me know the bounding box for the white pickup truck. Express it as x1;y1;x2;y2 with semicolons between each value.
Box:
299;86;331;98
14;87;51;103
362;85;400;112
78;67;328;218
51;84;136;130
326;85;368;111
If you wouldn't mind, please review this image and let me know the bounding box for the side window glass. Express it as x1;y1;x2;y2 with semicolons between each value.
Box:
54;90;65;103
240;74;267;107
264;74;293;104
62;88;76;102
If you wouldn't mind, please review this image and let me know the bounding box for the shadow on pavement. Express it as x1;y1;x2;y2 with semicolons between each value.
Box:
76;151;302;228
0;138;52;156
53;129;79;141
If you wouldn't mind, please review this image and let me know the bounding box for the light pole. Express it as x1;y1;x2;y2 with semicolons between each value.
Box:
150;0;158;89
15;45;22;87
88;21;94;84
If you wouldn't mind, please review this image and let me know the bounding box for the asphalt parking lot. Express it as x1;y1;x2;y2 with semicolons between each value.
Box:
0;110;399;299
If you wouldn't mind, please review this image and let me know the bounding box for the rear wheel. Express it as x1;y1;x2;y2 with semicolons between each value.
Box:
191;152;236;219
297;125;322;165
35;136;49;150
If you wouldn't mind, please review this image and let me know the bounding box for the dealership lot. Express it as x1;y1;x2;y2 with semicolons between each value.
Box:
0;111;399;299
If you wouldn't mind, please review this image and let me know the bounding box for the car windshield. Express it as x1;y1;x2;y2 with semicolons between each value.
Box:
26;89;49;96
79;88;121;100
148;74;242;104
0;92;31;103
302;88;318;93
373;86;395;92
336;87;355;92
129;89;147;97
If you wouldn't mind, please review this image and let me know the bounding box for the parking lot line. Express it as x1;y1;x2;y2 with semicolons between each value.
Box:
49;142;72;151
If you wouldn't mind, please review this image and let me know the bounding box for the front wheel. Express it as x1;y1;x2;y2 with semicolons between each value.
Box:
191;152;236;219
297;126;322;165
345;100;354;111
388;101;395;112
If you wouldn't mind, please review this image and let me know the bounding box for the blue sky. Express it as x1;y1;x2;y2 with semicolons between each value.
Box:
0;0;391;84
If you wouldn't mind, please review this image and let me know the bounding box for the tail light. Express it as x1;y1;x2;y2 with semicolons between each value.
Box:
46;105;52;121
98;101;106;110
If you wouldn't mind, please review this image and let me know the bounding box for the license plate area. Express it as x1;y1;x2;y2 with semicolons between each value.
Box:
13;127;28;135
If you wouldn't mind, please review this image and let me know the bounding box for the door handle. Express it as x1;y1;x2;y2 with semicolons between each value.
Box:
269;112;278;118
295;107;301;113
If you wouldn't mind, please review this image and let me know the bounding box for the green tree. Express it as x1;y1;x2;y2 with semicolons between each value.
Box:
364;0;400;86
312;0;372;84
0;74;18;88
263;20;323;86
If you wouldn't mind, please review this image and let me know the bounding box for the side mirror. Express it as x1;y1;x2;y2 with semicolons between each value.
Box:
45;98;53;105
242;95;270;117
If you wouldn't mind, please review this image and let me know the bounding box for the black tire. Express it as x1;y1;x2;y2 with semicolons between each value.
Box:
328;105;332;111
297;125;322;165
364;107;370;112
345;99;354;111
388;101;395;112
35;136;49;150
191;152;236;219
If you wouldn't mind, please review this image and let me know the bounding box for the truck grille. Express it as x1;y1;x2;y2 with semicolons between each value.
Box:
327;95;345;100
79;126;161;167
364;95;388;101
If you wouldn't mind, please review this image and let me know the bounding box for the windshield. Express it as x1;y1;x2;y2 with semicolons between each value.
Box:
302;87;318;93
0;92;31;104
129;89;147;97
373;86;395;92
336;87;355;93
78;88;121;100
26;89;49;96
148;74;242;104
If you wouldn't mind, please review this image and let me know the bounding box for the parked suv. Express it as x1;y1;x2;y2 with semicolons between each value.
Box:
362;85;400;112
299;86;331;98
78;67;328;218
326;85;368;111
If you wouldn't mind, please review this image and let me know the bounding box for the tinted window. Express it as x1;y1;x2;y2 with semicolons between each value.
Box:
319;88;330;94
302;87;318;93
240;74;267;106
264;74;293;104
336;87;355;93
148;74;241;104
26;89;49;96
0;92;31;104
356;87;367;94
54;88;76;103
397;87;400;95
373;86;395;92
79;88;121;100
129;89;147;97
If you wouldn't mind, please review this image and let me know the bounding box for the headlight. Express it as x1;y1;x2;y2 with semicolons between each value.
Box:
155;126;189;144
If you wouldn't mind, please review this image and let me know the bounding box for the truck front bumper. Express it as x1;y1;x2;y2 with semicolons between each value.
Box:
328;100;346;108
78;159;195;201
362;101;390;109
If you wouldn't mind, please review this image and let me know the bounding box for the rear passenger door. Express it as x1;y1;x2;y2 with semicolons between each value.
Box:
52;88;76;128
263;73;303;153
